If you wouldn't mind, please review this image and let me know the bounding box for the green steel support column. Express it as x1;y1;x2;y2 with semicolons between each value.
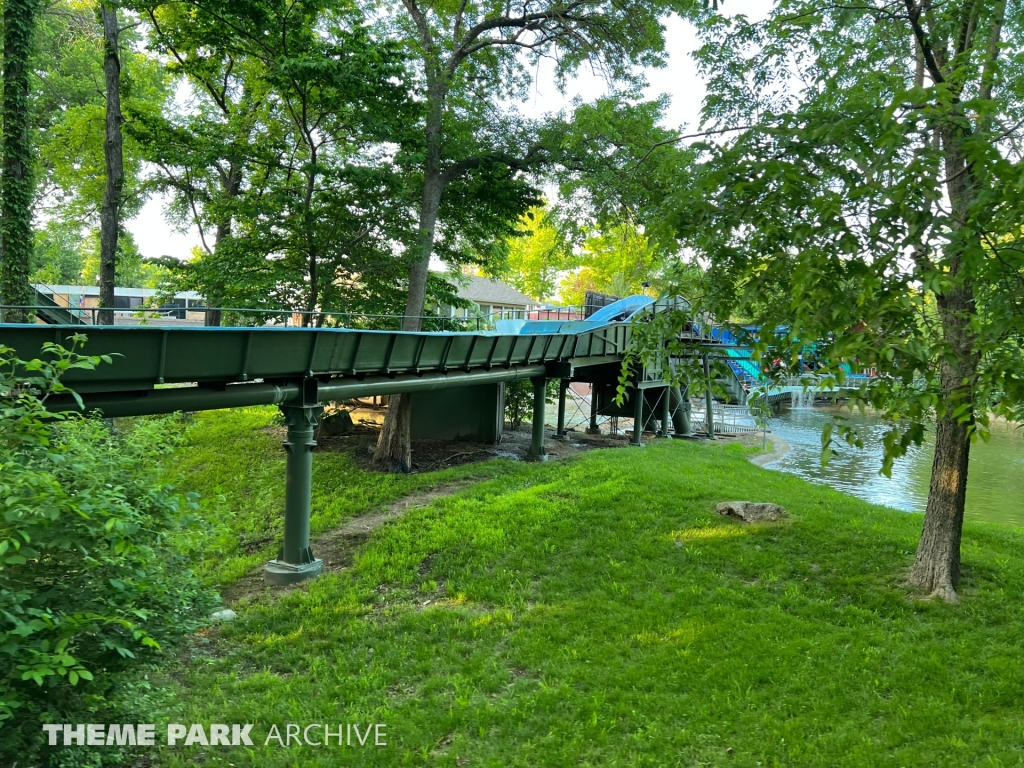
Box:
264;404;324;585
670;385;692;437
659;386;670;437
703;354;716;440
554;379;569;440
526;376;548;461
586;385;601;435
630;387;644;446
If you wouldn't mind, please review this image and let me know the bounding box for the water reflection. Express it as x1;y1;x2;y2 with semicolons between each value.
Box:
767;405;1024;527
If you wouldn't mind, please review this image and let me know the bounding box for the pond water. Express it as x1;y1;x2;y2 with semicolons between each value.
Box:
766;405;1024;528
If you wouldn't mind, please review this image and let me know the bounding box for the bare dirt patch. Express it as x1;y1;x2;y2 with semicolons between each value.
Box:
314;481;475;575
218;480;476;606
316;421;637;472
223;419;752;606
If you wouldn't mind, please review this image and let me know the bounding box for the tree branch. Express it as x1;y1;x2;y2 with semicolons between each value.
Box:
440;143;547;185
447;2;589;74
630;125;758;170
903;0;946;85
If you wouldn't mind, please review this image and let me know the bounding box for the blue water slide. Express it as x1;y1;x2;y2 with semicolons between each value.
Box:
517;295;655;335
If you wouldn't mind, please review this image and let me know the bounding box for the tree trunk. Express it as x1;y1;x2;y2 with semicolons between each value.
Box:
909;388;971;601
98;4;123;326
908;124;979;602
0;0;38;323
373;87;445;472
372;393;413;473
402;165;443;333
206;162;242;327
400;89;445;333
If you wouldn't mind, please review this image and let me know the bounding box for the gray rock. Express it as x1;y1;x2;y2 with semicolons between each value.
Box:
715;501;788;522
209;608;237;622
321;409;354;436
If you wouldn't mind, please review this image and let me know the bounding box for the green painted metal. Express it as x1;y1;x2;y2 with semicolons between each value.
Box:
0;314;734;587
410;383;504;442
317;366;543;403
631;384;644;446
32;291;85;325
45;381;300;417
554;379;568;440
40;365;545;418
526;376;547;461
659;387;670;438
703;353;716;439
264;405;323;585
671;385;691;436
0;324;600;393
587;388;600;434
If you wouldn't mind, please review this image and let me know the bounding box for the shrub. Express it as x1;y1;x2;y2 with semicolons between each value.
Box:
504;379;558;431
0;338;216;763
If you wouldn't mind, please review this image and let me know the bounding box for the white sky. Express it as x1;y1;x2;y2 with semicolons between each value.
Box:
126;3;768;262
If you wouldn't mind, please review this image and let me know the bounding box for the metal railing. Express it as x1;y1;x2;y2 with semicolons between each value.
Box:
690;401;761;435
0;304;572;332
1;304;186;325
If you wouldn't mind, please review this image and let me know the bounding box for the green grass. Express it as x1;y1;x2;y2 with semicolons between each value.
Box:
155;413;1024;766
171;408;518;583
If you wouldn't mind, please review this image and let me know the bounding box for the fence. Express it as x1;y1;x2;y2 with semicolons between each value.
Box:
0;305;574;332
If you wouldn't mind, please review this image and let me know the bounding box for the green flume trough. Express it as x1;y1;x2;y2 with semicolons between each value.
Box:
0;317;684;586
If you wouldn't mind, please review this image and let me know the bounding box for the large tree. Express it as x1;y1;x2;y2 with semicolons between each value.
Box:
97;1;125;323
29;1;166;291
371;0;694;471
486;206;573;302
559;222;660;305
643;0;1024;601
1;0;39;320
139;0;470;326
136;0;414;323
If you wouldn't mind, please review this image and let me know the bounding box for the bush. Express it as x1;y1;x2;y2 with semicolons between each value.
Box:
0;338;216;763
504;379;558;431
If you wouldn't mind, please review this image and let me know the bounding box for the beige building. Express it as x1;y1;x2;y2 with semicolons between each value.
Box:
447;276;539;320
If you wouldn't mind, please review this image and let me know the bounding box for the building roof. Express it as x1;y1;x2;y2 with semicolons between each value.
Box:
456;276;537;307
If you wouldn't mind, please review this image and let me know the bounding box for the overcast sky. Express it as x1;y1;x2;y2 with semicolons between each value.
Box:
126;2;768;262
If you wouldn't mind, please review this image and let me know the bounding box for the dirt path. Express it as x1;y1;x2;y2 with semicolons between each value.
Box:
219;481;474;605
313;480;475;575
221;427;767;605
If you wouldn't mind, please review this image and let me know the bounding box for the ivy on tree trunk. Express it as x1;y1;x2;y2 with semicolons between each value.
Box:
1;0;38;322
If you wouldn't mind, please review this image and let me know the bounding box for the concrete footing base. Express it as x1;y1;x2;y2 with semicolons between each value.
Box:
263;558;323;586
585;428;602;435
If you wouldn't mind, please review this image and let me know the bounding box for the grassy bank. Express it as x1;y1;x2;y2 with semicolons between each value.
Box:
154;410;1024;766
173;408;519;584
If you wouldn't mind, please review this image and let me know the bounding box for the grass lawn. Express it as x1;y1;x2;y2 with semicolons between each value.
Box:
153;409;1024;766
172;408;519;585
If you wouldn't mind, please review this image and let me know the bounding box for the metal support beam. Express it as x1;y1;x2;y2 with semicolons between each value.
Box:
586;384;601;435
671;385;692;437
554;379;569;440
264;404;324;585
703;354;716;440
47;364;547;419
526;375;548;461
659;387;670;437
630;387;644;447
